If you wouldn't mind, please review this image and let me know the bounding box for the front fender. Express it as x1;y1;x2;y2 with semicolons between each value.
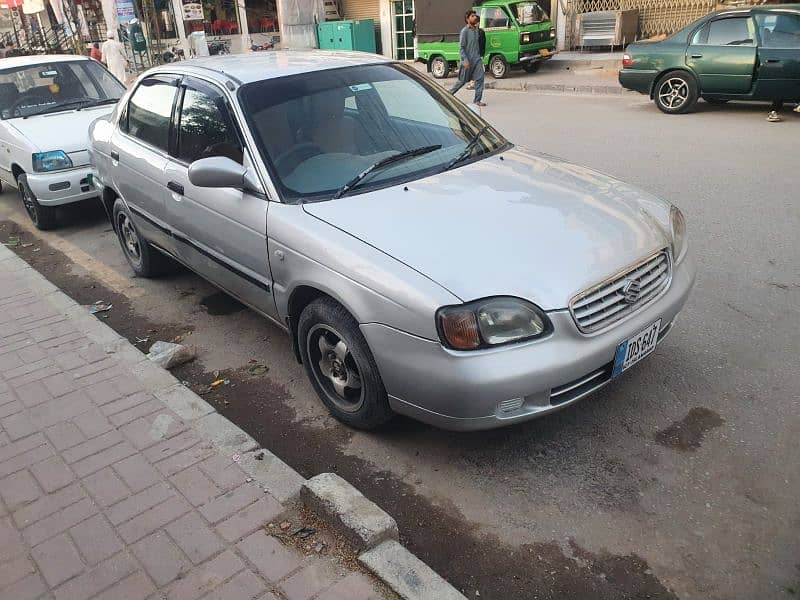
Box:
267;202;459;341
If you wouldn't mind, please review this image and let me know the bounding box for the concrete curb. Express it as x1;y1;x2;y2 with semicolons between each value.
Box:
0;241;465;600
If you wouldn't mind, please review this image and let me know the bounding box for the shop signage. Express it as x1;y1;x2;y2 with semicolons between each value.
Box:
116;0;136;26
181;0;204;20
21;0;44;14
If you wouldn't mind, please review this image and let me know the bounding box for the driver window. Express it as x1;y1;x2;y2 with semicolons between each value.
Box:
756;13;800;48
482;7;510;29
176;85;243;165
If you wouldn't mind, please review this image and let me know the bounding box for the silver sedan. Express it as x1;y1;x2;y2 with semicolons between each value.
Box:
89;51;695;431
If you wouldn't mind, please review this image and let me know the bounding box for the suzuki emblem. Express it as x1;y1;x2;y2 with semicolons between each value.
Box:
622;280;641;304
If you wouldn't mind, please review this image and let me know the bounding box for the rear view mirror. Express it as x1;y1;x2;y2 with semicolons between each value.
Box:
188;157;262;193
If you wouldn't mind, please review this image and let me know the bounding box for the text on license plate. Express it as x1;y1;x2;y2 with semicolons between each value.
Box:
539;48;551;57
612;319;661;378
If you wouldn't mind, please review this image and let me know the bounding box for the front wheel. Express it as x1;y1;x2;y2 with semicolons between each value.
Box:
112;198;170;277
654;71;698;114
18;173;57;230
430;55;449;79
489;54;509;79
523;61;541;73
298;297;393;429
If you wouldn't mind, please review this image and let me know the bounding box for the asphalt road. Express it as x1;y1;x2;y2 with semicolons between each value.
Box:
1;92;798;600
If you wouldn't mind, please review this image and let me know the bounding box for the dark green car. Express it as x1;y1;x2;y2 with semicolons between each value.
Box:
619;5;800;113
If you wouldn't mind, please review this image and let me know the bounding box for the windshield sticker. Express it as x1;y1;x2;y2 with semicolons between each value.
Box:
349;83;373;92
39;70;59;77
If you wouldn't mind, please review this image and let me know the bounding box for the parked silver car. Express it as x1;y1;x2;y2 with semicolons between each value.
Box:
89;51;695;431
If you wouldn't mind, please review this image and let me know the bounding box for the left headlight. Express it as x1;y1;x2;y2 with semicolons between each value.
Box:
520;32;531;44
670;205;687;264
32;150;73;173
437;297;551;351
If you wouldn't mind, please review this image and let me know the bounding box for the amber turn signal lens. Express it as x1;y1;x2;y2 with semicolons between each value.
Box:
440;309;481;350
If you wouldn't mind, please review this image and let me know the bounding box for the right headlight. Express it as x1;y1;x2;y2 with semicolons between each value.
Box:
670;205;687;264
437;297;552;351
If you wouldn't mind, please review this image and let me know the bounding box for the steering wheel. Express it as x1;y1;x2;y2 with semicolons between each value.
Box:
273;143;324;175
11;95;51;117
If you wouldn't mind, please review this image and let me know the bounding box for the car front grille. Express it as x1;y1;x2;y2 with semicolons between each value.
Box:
570;250;672;333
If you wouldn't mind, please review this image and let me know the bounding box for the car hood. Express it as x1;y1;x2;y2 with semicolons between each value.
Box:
7;105;114;153
303;148;673;310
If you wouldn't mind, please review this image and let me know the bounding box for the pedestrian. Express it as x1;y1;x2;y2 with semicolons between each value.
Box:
101;32;128;84
89;42;102;62
449;10;487;107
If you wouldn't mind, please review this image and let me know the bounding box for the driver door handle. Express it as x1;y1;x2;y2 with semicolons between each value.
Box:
690;54;703;59
110;150;119;161
766;59;781;63
167;181;184;195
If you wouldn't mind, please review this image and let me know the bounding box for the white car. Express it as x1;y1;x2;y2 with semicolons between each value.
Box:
0;54;125;229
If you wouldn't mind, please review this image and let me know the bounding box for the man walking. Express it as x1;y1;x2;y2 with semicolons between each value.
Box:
449;10;486;107
101;32;128;84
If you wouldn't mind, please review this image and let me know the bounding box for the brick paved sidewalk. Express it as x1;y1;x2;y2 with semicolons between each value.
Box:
0;248;386;598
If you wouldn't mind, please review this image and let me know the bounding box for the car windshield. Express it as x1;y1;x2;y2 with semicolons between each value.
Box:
0;60;125;120
511;2;548;25
238;63;508;202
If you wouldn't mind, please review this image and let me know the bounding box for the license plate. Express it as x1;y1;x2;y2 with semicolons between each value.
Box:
612;319;661;378
539;48;551;57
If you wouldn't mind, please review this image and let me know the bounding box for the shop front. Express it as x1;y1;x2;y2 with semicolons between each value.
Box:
336;0;416;59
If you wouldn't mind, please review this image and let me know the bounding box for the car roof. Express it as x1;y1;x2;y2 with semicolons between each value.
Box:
147;49;392;85
0;54;90;70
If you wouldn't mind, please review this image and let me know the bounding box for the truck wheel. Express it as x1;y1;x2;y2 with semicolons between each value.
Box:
523;61;541;73
430;56;449;79
298;297;393;430
654;70;697;114
489;55;508;79
17;174;57;230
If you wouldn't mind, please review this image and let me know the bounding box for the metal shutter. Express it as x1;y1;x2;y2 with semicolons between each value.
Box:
340;0;381;50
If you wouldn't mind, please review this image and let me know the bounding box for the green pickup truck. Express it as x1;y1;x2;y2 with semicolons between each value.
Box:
416;0;556;80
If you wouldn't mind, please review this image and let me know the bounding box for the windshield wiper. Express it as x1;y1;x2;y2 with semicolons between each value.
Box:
446;125;492;171
22;99;89;118
333;145;442;199
78;98;120;109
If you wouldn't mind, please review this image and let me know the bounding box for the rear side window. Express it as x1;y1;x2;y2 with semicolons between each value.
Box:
482;7;510;29
126;79;177;151
698;17;754;46
176;84;242;164
756;12;800;48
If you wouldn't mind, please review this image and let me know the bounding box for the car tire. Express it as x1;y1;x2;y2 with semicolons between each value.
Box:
430;55;449;79
298;297;393;430
17;173;57;230
523;61;541;73
489;55;509;79
112;198;170;277
654;71;698;114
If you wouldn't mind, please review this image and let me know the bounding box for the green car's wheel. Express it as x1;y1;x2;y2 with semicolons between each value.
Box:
430;55;449;79
489;54;509;79
654;71;698;114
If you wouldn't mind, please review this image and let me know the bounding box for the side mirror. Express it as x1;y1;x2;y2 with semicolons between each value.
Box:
188;156;263;193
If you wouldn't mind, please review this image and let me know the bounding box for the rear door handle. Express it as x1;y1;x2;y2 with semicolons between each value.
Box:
110;150;119;161
766;59;781;63
690;54;703;59
167;181;184;195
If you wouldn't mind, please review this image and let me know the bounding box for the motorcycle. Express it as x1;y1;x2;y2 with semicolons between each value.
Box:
208;40;230;55
250;40;275;51
161;46;185;63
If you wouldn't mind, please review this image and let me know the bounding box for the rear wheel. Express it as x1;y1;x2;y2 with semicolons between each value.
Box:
430;55;449;79
654;71;698;114
523;61;541;73
112;198;170;277
489;54;509;79
298;297;393;429
17;173;57;230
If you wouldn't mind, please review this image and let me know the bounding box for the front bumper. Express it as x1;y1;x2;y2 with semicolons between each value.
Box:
26;166;98;206
519;48;557;63
362;252;696;431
